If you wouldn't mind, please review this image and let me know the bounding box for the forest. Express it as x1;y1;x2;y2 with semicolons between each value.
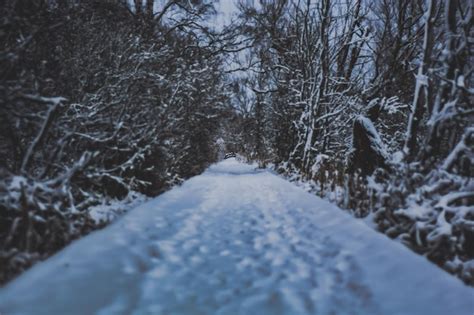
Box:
0;0;473;288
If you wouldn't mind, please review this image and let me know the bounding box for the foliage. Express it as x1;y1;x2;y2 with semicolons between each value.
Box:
0;0;233;284
235;0;473;285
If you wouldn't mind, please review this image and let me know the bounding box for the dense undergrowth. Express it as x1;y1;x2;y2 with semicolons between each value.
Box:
231;0;473;285
0;0;236;284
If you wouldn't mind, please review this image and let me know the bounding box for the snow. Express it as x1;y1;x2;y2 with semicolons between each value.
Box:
356;115;389;160
442;127;473;171
310;154;329;174
395;202;433;220
88;191;148;224
457;75;465;88
391;150;404;163
20;94;67;106
0;158;473;315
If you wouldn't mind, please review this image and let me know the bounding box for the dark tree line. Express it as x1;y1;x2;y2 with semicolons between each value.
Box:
233;0;473;284
0;0;240;284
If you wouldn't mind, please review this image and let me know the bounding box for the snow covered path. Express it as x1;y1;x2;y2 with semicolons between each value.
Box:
1;159;473;315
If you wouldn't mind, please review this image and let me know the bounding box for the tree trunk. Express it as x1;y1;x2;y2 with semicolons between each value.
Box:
403;0;436;159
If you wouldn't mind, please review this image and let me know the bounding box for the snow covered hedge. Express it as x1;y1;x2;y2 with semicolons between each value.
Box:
0;0;233;284
278;123;474;285
237;0;473;285
0;173;96;284
372;164;474;284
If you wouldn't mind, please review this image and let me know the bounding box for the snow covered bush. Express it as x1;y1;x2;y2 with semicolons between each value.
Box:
347;115;390;175
0;0;235;284
0;171;96;284
236;0;472;285
369;162;474;284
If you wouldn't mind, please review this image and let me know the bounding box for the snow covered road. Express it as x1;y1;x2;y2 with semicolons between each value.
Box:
1;158;473;315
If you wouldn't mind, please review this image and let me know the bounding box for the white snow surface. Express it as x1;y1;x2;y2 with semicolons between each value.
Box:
0;158;473;315
89;191;149;224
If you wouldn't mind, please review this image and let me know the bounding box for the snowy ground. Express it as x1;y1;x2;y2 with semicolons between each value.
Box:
0;158;473;315
88;191;149;225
